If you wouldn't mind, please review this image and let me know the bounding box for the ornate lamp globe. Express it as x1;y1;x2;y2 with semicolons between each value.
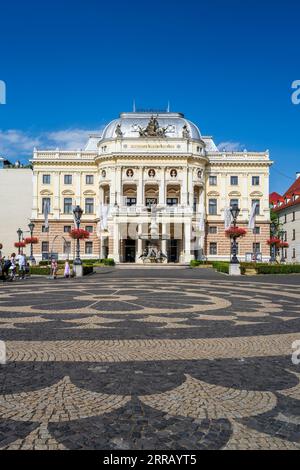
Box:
230;204;240;220
73;205;83;222
28;222;35;233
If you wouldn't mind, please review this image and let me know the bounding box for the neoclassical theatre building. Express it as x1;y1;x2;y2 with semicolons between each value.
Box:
31;111;272;263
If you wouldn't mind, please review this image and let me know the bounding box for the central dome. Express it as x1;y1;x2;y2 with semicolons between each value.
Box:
100;112;201;141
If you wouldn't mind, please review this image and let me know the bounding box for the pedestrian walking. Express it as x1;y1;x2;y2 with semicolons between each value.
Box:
51;258;58;279
9;253;17;281
17;251;26;279
64;260;71;278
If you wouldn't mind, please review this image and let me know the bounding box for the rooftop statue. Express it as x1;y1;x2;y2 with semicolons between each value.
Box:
115;123;123;137
138;115;168;138
182;124;190;139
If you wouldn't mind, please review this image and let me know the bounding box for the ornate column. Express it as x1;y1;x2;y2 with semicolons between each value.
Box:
137;223;143;263
137;167;144;206
182;166;188;205
115;166;122;206
184;221;193;263
187;167;194;207
112;221;120;262
159;167;165;205
161;222;167;258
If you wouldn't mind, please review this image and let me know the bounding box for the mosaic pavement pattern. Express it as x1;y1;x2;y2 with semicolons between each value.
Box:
0;272;300;450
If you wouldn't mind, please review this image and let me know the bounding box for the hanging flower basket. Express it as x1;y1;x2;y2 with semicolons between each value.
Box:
14;241;26;248
278;241;289;248
266;237;281;246
69;228;90;240
0;243;3;250
225;227;247;238
24;237;39;244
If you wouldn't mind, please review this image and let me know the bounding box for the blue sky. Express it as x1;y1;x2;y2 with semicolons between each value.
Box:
0;0;299;193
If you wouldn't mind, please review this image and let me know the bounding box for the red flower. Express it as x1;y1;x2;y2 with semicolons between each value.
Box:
225;227;247;238
266;237;281;246
69;228;90;240
24;237;39;244
14;242;26;248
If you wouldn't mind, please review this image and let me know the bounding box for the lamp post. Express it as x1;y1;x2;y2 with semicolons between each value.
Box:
73;205;83;266
278;228;286;263
16;228;23;255
230;204;240;264
28;222;35;263
269;222;277;263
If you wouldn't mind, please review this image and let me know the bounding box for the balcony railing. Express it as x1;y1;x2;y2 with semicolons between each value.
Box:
110;204;194;215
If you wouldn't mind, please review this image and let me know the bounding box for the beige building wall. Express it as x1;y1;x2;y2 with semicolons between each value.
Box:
0;168;33;258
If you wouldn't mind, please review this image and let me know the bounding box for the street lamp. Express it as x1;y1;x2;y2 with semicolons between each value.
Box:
269;221;277;263
28;222;36;263
229;204;240;264
16;228;23;255
278;228;286;263
73;205;83;265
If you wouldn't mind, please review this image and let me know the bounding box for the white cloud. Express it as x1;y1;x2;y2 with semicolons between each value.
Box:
0;127;103;161
46;129;95;150
217;141;244;152
0;130;41;157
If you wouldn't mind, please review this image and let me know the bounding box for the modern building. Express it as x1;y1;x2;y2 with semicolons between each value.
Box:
31;111;272;263
0;159;33;258
271;173;300;263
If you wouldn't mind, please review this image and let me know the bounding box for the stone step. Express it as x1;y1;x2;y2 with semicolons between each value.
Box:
115;263;189;269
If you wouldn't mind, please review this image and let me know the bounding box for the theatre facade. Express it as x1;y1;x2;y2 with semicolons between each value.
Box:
31;111;272;263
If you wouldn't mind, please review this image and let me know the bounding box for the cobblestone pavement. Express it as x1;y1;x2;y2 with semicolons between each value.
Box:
1;268;300;450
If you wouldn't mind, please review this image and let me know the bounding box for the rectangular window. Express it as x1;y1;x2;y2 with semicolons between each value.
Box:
42;225;49;233
64;174;72;185
230;198;239;208
253;242;261;253
293;248;296;259
284;214;287;223
252;176;260;186
253;226;260;234
284;232;287;242
252;199;260;215
85;198;94;214
63;241;71;255
230;176;238;186
86;175;94;185
42;174;50;184
209;242;217;255
42;197;51;214
85;241;93;254
209;175;217;186
208;199;217;215
41;241;49;253
293;229;296;240
208;226;217;234
126;197;137;207
292;212;295;221
166;198;178;206
85;226;93;233
64;226;71;233
64;198;73;214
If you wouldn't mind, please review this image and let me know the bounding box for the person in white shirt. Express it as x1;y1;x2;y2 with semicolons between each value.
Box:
17;252;26;279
